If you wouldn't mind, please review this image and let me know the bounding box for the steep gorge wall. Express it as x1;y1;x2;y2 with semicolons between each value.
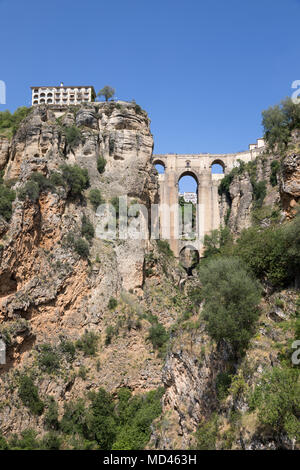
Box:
0;102;172;437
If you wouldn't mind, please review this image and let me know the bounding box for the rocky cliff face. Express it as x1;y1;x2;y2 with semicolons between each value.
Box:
0;102;175;437
0;104;299;449
219;133;300;234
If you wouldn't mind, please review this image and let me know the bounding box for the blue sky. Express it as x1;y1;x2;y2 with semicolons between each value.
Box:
1;0;299;160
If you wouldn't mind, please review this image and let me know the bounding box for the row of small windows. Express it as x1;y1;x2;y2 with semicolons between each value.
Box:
33;92;89;99
33;98;90;104
32;88;90;93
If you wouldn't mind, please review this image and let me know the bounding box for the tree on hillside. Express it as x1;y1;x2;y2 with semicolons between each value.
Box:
198;257;261;354
97;86;115;102
262;97;300;150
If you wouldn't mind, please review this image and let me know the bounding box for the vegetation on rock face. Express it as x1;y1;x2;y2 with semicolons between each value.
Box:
0;107;31;138
64;233;90;259
108;297;118;310
62;125;83;149
262;98;300;150
250;367;300;441
270;160;280;186
18;167;89;202
18;375;44;416
81;215;95;241
0;182;16;221
75;331;98;356
203;213;300;289
89;188;103;210
2;386;164;450
97;155;107;174
60;164;89;198
156;239;174;258
198;257;261;354
147;320;169;351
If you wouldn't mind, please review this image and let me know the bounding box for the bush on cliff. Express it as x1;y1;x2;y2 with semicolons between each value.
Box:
0;107;31;138
249;366;300;441
0;183;16;221
262;97;300;150
81;215;95;241
147;320;169;351
97;155;106;174
60;164;89;198
18;375;44;416
18;172;58;202
198;257;261;353
89;188;103;210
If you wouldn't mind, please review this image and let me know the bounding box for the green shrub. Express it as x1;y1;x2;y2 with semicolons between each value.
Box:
235;216;300;288
74;237;90;258
112;387;164;450
108;297;118;310
89;188;103;210
218;173;234;199
105;325;116;345
59;339;76;361
97;155;107;174
195;414;218;450
0;107;31;138
44;397;59;430
49;171;65;187
270;160;280;187
60;164;89;198
0;184;16;221
198;257;261;354
262;98;300;150
251;179;267;208
63;125;82;149
18;180;40;202
147;322;168;350
156;239;174;258
18;375;44;416
18;172;62;202
250;367;300;440
76;331;98;356
40;432;61;450
110;196;120;218
81;215;94;241
0;433;8;450
216;372;232;400
78;365;88;380
60;399;88;436
9;429;40;450
37;344;60;374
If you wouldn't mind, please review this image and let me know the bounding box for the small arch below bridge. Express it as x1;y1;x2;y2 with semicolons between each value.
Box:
179;245;200;275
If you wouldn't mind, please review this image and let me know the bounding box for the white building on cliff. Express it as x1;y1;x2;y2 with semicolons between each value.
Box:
31;83;96;106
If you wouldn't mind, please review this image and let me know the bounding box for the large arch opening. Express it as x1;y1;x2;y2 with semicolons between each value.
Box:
211;159;225;175
179;245;199;275
154;160;165;175
178;171;198;240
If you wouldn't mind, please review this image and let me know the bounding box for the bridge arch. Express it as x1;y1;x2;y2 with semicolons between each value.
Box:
179;245;200;275
210;159;225;174
177;169;199;185
153;159;166;174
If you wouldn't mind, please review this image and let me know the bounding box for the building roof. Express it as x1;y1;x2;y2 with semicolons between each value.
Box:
31;85;96;92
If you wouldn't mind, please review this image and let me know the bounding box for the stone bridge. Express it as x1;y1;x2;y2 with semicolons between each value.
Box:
153;139;265;258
